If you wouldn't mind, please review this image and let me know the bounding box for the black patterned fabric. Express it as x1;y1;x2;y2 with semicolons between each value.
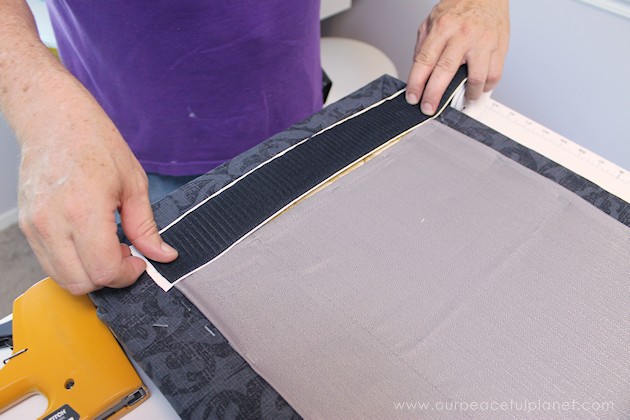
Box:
91;75;628;419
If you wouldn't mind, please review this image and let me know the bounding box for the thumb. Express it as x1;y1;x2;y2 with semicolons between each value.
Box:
120;188;178;263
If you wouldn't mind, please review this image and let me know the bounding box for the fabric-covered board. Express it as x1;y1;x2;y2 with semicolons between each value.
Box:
91;72;629;419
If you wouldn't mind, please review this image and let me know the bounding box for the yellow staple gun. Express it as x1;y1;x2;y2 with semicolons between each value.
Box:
0;278;149;419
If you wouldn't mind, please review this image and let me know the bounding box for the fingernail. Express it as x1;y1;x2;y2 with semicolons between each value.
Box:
421;102;434;116
161;241;178;257
406;92;419;105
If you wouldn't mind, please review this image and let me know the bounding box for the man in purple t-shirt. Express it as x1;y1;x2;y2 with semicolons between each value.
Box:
0;1;509;294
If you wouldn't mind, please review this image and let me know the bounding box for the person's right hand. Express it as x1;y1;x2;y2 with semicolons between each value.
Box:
0;0;177;294
406;0;510;115
17;78;178;295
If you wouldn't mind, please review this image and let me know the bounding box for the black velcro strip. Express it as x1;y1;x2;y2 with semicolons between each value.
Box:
150;67;468;283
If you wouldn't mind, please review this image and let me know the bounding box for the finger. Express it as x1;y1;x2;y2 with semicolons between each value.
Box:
35;233;99;295
406;21;448;106
20;212;98;294
73;208;147;290
120;243;132;257
483;51;505;93
420;43;466;115
463;52;491;101
120;185;178;263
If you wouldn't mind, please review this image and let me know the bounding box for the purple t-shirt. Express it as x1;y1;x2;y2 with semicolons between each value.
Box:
46;1;323;176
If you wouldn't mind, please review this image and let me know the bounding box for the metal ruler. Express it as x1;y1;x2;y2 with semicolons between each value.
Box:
455;92;630;203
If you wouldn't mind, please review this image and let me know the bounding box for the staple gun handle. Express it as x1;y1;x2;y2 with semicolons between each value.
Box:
0;278;149;419
0;371;36;412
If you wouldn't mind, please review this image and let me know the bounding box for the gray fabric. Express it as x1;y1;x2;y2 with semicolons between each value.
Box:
178;120;630;419
90;74;628;418
90;76;407;419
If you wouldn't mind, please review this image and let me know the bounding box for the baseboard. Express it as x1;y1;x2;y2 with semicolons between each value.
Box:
0;207;18;232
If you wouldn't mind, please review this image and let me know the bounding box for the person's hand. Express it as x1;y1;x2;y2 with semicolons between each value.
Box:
406;0;509;115
17;78;178;295
0;0;177;295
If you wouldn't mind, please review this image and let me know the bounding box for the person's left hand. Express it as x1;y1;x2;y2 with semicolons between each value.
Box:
406;0;510;115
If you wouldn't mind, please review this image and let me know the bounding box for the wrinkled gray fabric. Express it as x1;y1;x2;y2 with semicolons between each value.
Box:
178;120;630;419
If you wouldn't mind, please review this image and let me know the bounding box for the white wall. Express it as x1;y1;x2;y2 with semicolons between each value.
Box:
0;114;20;229
322;0;630;171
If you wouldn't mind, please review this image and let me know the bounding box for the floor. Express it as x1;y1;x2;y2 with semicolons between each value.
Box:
0;223;45;318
